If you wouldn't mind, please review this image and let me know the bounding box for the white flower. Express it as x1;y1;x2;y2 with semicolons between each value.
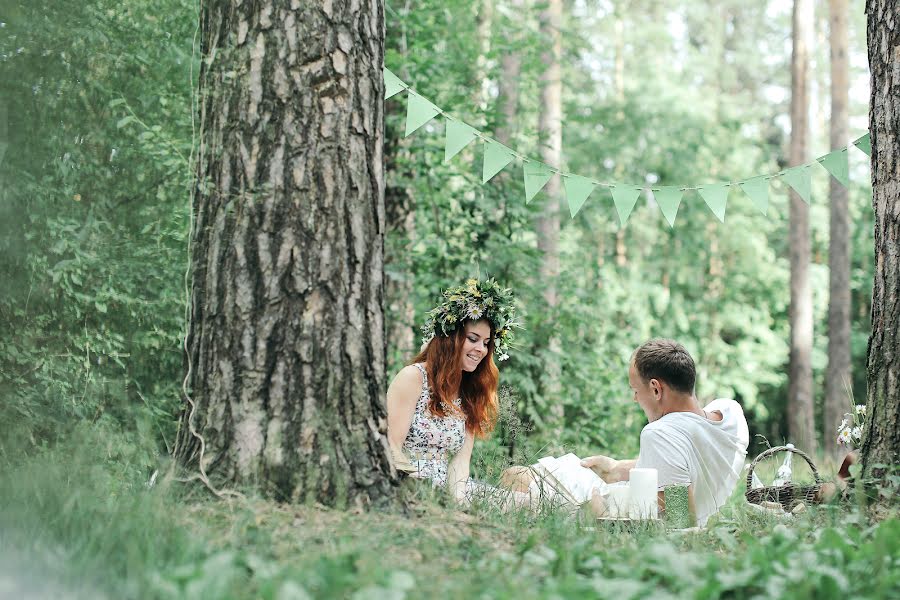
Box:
852;426;862;441
836;419;848;434
837;428;852;446
468;304;484;319
498;352;509;362
855;404;866;415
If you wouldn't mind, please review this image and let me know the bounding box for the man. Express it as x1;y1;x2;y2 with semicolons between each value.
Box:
583;339;749;526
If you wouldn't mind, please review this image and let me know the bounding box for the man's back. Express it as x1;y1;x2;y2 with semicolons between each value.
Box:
635;399;749;525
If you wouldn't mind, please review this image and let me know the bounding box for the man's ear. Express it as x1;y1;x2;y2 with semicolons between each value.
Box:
650;378;662;399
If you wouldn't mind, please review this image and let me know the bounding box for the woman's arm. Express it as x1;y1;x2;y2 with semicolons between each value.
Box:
386;366;423;468
446;428;475;501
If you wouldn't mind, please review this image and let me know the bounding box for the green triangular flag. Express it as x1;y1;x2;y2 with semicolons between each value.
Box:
818;149;850;187
739;177;769;215
563;175;595;218
780;166;812;204
652;187;684;227
524;161;553;203
405;92;440;137
444;119;478;163
853;133;871;156
384;68;406;100
482;139;516;183
610;186;641;226
697;184;728;223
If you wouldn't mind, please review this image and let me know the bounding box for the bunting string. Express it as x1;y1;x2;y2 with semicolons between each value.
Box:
384;68;872;227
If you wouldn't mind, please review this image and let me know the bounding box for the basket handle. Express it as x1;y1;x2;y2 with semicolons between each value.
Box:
745;445;822;490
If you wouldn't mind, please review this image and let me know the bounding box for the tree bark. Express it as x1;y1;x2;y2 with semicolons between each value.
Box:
825;0;852;461
862;0;900;475
174;0;396;507
537;0;563;441
788;0;817;454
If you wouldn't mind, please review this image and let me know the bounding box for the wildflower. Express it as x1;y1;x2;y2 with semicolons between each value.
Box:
851;426;862;441
855;404;866;415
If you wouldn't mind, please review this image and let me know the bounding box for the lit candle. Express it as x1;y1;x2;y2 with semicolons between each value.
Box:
605;482;630;518
628;468;659;520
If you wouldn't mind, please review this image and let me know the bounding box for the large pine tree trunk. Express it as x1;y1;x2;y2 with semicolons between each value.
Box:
862;0;900;475
537;0;563;442
788;0;817;454
825;0;851;461
174;0;396;507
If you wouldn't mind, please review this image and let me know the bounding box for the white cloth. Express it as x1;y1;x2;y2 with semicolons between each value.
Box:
531;453;608;506
635;399;749;526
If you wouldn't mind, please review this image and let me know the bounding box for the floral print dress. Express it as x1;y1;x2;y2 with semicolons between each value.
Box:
401;363;531;509
401;363;467;488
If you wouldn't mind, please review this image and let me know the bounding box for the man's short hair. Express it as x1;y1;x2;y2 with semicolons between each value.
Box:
632;339;696;394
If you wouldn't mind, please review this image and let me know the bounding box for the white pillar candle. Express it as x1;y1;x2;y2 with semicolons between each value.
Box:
628;468;659;520
605;483;630;518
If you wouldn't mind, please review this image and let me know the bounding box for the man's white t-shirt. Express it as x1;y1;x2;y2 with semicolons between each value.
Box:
635;399;749;526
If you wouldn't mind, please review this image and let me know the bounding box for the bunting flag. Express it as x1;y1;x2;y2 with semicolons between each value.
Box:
384;69;872;226
563;175;595;218
854;133;871;156
445;119;478;163
818;149;850;187
697;184;729;223
384;68;406;99
781;165;813;204
739;177;769;215
482;140;516;183
524;161;554;203
653;187;684;227
610;185;641;226
405;92;441;136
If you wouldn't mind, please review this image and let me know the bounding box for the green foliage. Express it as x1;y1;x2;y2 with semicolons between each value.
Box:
384;0;874;453
1;425;897;599
0;0;195;449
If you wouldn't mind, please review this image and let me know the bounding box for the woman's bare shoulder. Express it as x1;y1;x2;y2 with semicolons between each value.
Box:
389;364;424;391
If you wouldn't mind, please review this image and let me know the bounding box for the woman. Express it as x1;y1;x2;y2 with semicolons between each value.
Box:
386;278;521;506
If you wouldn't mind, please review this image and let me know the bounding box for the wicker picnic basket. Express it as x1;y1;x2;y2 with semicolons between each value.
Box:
745;445;823;510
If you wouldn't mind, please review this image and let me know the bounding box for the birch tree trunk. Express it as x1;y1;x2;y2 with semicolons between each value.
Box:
825;0;851;461
788;0;817;454
862;0;900;476
174;0;396;507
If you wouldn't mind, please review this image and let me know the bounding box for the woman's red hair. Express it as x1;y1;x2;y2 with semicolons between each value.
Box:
411;320;499;438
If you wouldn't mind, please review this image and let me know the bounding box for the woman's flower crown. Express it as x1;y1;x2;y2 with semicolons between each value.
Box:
421;278;520;361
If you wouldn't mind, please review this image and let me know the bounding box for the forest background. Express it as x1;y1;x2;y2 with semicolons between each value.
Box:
0;0;873;465
1;1;894;598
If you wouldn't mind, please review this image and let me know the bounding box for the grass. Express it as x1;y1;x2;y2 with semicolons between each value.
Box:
1;425;898;599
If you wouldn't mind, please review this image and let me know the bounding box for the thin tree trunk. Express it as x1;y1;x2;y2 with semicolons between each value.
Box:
788;0;817;454
494;0;523;147
384;107;416;372
861;0;900;476
473;0;495;113
825;0;851;461
174;0;396;507
613;6;627;268
537;0;563;441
